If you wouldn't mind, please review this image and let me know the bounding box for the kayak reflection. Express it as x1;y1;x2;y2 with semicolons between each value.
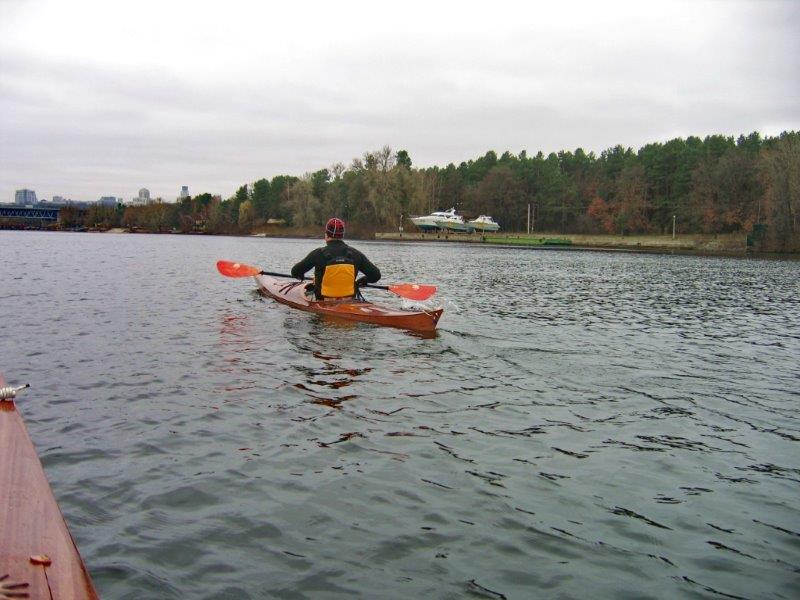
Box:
287;318;374;408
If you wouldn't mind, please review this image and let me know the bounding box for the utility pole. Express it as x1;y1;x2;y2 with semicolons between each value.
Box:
672;214;676;239
527;203;531;235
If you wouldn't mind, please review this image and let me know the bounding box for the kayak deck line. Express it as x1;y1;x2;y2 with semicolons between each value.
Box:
255;274;443;332
0;383;30;401
0;374;99;600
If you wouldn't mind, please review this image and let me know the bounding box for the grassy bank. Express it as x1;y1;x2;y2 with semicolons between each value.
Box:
374;231;749;254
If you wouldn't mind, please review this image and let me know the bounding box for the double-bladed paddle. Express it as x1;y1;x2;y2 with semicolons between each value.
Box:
216;260;437;301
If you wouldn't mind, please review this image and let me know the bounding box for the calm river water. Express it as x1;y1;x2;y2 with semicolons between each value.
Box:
1;231;798;599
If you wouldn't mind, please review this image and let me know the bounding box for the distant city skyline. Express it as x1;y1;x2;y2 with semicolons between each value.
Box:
6;185;194;205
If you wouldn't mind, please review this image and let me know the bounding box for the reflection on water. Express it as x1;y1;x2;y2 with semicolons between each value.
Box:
0;231;798;599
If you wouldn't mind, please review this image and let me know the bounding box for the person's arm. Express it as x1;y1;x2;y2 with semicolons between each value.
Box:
357;252;381;284
291;249;319;280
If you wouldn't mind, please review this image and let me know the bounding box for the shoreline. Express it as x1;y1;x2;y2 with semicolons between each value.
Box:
3;226;797;258
373;231;757;256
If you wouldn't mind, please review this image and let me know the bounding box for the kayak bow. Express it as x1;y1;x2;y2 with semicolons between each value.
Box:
255;274;443;332
0;374;99;599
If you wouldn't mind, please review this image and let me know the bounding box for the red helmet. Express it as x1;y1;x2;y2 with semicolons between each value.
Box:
325;217;345;238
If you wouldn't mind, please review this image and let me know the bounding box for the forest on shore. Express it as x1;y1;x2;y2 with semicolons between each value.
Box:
61;130;798;251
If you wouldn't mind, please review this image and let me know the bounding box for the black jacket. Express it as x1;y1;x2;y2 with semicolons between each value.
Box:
291;240;381;298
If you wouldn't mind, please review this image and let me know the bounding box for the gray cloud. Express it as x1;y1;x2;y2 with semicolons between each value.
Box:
1;0;798;202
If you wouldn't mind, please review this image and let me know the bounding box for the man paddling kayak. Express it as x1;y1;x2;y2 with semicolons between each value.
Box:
291;217;381;299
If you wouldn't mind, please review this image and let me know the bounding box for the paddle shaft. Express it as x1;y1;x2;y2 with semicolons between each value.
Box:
216;261;435;300
260;270;385;290
260;270;310;281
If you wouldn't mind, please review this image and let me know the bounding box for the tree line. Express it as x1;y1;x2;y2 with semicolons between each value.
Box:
69;130;799;251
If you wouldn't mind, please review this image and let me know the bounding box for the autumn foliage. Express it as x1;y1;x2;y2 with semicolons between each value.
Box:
66;131;800;251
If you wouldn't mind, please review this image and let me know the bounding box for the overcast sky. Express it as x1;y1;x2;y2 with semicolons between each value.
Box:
1;0;798;202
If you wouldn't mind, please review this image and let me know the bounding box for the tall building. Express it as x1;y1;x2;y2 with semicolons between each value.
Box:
180;185;189;199
133;188;151;206
15;189;37;205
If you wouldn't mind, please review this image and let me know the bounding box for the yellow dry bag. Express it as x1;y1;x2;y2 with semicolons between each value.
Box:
321;263;356;298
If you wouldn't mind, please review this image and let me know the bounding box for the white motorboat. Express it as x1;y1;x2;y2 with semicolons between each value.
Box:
410;208;465;232
436;209;468;232
466;215;500;232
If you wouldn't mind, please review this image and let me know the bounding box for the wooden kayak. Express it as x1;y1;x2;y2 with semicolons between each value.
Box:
0;374;99;599
255;274;443;332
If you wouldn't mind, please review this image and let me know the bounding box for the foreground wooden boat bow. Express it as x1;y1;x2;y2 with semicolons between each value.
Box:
0;374;99;599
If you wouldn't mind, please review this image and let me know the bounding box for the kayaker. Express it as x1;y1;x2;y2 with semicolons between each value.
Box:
291;217;381;299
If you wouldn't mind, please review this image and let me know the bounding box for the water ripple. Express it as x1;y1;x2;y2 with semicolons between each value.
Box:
1;232;798;599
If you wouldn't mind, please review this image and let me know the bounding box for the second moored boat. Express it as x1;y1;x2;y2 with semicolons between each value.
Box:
466;215;500;232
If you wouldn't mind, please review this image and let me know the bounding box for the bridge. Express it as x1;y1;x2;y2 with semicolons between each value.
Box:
0;205;61;221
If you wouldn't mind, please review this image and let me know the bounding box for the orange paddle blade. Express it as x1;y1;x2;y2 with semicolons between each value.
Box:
387;283;437;301
217;260;261;278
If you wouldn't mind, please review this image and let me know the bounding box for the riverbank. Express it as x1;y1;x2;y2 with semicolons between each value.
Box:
4;223;787;257
375;231;750;254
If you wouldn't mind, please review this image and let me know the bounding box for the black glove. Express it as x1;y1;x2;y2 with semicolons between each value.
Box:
356;276;369;287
